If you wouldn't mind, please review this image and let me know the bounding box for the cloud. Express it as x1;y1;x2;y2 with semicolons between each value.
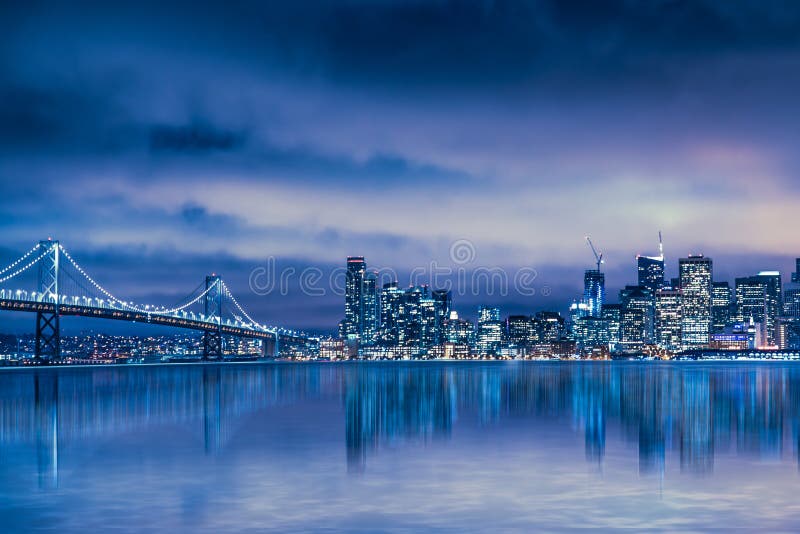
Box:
150;123;246;153
1;0;800;333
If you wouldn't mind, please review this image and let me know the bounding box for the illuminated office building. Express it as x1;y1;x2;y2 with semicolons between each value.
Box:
478;306;500;323
379;282;403;345
710;281;731;333
397;286;427;351
477;306;503;355
574;316;611;350
785;287;800;318
583;269;605;318
507;315;533;349
637;254;665;296
534;311;564;342
619;308;645;352
601;304;622;352
620;285;654;343
343;257;366;338
361;271;379;345
444;311;475;346
735;272;782;346
431;290;452;345
655;288;682;351
679;255;712;348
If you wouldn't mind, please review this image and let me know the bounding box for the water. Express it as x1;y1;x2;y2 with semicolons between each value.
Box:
1;361;800;531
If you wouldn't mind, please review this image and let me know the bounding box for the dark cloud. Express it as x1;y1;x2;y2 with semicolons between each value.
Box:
150;123;246;153
1;0;800;333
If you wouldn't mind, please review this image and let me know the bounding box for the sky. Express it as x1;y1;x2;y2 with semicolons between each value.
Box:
1;0;800;332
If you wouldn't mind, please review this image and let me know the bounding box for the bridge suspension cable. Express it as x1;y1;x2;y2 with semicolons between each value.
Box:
57;244;216;315
220;280;272;332
0;246;52;285
0;243;42;277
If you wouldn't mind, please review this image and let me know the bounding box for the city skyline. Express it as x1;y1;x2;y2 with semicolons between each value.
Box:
0;236;797;336
3;1;800;331
331;247;800;359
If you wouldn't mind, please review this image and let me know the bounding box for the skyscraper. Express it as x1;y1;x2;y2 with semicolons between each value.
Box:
785;287;800;318
710;281;732;333
655;288;682;351
600;303;622;352
478;306;500;323
735;272;782;346
344;257;366;338
534;311;564;342
431;290;452;346
785;259;800;319
507;315;533;350
583;269;605;318
619;308;645;351
445;311;475;354
637;255;665;297
361;271;379;345
398;285;427;351
620;285;654;343
679;255;712;349
758;271;782;346
477;306;503;355
379;281;403;345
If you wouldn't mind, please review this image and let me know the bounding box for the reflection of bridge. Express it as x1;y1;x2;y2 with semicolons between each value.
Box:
0;240;312;360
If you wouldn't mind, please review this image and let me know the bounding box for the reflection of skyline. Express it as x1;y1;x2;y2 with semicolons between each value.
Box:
2;363;800;482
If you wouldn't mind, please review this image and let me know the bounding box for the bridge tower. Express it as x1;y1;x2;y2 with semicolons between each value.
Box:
35;240;60;362
203;275;223;360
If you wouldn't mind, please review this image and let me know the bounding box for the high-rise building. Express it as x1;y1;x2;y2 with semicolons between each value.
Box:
600;304;622;352
735;276;766;323
574;316;611;350
477;306;503;355
758;271;783;346
583;270;605;318
637;255;665;297
444;311;475;345
619;308;645;351
735;272;782;346
710;281;732;333
776;318;800;350
431;290;452;346
655;288;682;351
478;306;500;323
620;285;654;343
534;311;564;342
361;271;379;345
785;287;800;318
679;255;712;349
344;257;366;337
379;281;403;345
507;315;533;349
793;258;800;284
477;322;504;355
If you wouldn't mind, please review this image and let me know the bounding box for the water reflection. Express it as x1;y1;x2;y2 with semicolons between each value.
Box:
1;362;800;485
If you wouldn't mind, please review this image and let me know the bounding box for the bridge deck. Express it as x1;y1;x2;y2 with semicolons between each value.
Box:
0;298;306;343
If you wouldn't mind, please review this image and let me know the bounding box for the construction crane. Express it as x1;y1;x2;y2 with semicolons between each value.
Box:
585;236;604;272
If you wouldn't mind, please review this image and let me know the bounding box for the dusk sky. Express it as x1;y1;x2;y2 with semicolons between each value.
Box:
2;0;800;332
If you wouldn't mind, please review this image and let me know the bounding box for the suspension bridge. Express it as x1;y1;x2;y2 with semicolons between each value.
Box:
0;239;312;361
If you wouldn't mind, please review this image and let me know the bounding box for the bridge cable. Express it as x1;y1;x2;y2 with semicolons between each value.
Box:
0;243;42;276
57;244;217;315
0;246;51;285
219;280;275;333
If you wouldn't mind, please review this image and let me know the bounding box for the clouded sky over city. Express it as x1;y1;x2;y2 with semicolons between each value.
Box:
1;0;800;331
